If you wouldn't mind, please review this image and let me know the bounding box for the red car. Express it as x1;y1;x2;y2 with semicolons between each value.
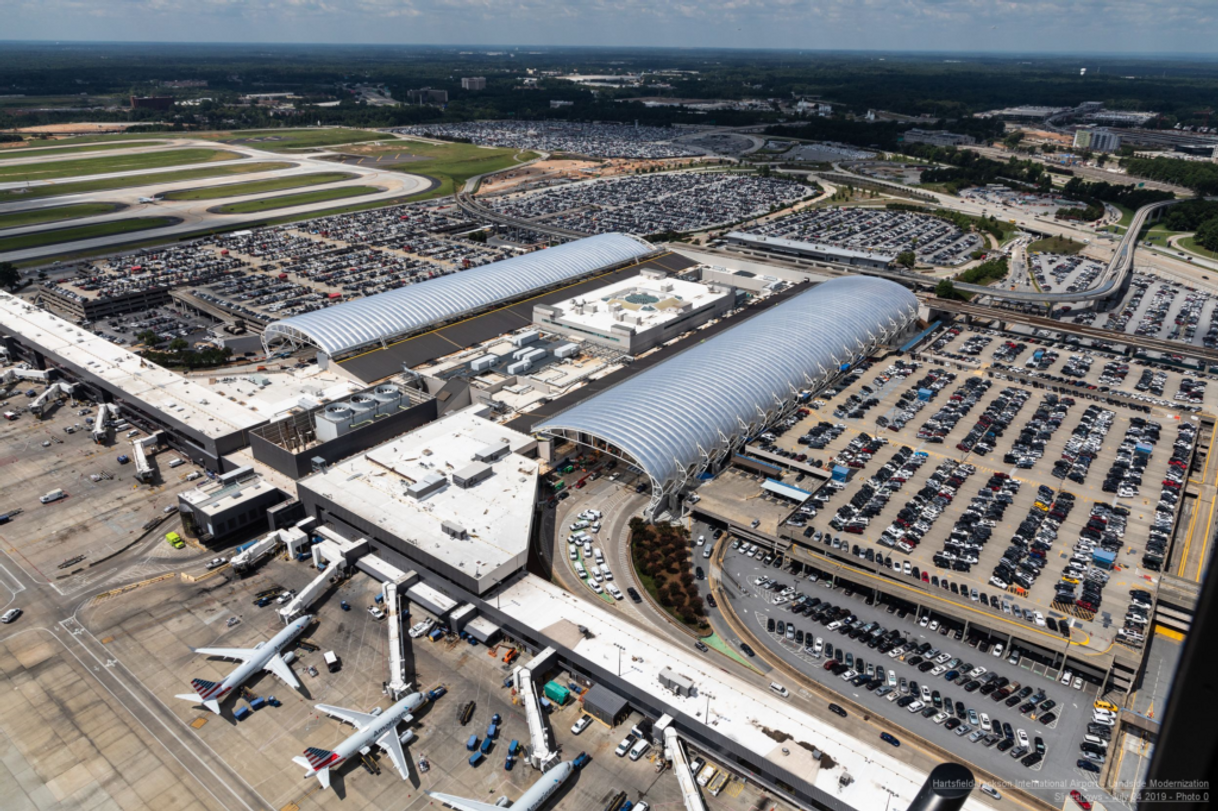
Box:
1070;790;1092;809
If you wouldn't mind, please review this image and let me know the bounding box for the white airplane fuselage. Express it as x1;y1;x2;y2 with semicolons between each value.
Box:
185;615;311;709
312;692;424;774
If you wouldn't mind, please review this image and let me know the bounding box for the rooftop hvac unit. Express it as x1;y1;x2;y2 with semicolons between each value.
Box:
316;403;355;442
372;384;402;415
347;394;376;421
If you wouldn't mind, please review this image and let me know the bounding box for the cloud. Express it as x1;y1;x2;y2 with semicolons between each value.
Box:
2;0;1215;51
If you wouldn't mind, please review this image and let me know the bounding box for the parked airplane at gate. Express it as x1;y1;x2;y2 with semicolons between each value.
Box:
428;760;575;811
293;691;428;789
175;614;312;715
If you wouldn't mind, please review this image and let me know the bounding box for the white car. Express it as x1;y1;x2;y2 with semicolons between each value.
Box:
1016;729;1029;749
1;608;21;624
932;711;949;725
980;713;991;732
992;643;1004;658
928;620;939;631
1073;675;1084;690
368;606;385;619
1060;668;1074;685
919;615;930;627
571;715;593;735
905;700;925;713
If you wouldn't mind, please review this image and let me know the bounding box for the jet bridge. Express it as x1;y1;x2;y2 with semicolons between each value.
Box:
92;403;118;443
663;723;708;811
131;432;161;483
29;381;76;417
514;648;559;771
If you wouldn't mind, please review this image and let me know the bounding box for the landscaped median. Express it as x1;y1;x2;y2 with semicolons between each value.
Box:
0;217;179;253
209;185;381;215
0;161;293;202
160;171;359;201
0;202;125;231
0;148;242;182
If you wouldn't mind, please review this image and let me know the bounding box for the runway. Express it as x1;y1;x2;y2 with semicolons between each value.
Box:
0;137;432;262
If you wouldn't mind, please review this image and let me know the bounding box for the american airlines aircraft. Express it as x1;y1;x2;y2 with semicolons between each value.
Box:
428;760;575;811
175;614;312;715
293;691;427;789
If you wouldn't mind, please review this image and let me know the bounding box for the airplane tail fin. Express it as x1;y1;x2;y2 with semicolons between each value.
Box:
300;747;338;789
176;678;225;715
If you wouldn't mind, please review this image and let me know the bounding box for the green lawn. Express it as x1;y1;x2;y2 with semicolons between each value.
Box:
362;140;535;200
0;161;292;201
0;217;178;253
1028;236;1085;255
0;203;123;231
0;141;166;160
0;149;241;182
161;171;357;201
212;185;380;214
213;128;385;152
1179;236;1218;261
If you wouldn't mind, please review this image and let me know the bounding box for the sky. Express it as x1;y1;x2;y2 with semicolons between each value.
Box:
3;0;1217;55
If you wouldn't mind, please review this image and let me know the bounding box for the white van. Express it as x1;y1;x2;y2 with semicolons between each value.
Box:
769;682;790;698
606;583;623;600
1083;735;1108;748
593;548;605;564
568;544;578;560
599;564;613;581
628;738;651;761
574;562;588;579
168;458;185;468
40;489;65;504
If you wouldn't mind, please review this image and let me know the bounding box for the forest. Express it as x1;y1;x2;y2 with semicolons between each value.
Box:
2;43;1217;133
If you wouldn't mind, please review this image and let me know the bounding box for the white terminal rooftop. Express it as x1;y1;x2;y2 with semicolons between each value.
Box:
498;575;996;811
0;293;265;440
539;271;730;337
299;408;538;591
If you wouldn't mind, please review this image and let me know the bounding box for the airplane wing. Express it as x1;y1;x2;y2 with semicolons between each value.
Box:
425;792;511;811
193;646;255;661
262;653;302;690
315;703;379;728
375;728;410;781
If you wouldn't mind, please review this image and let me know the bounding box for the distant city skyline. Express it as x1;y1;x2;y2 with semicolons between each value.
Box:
3;0;1215;55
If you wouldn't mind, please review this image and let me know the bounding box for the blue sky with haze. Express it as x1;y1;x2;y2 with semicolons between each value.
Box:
4;0;1215;53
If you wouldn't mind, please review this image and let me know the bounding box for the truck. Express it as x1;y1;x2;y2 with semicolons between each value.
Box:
39;489;66;504
165;532;184;549
696;764;718;787
323;651;340;673
707;770;730;796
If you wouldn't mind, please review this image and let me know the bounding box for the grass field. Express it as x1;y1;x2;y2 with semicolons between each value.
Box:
0;203;123;231
0;141;166;160
1180;236;1218;261
0;148;241;182
213;128;384;152
212;185;379;214
0;217;178;253
0;161;292;202
161;171;357;201
348;140;534;199
1028;235;1085;254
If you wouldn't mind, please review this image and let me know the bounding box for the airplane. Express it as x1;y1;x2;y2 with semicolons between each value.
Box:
293;691;427;789
137;197;157;204
175;614;312;715
428;760;575;811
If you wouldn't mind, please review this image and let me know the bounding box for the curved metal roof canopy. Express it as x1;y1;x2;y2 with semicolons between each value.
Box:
535;276;918;505
262;232;654;358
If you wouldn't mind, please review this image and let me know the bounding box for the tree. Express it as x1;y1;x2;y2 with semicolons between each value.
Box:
935;279;956;298
0;261;19;291
895;250;916;268
168;337;189;352
1197;217;1218;253
135;330;161;346
1002;130;1024;150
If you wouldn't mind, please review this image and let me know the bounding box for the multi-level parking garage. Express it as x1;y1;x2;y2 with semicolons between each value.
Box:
535;276;920;515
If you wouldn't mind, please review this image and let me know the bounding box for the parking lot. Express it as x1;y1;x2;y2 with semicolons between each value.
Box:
32;202;507;327
961;186;1087;217
395;121;699;159
732;327;1206;663
711;539;1120;808
482;171;814;237
744;206;984;266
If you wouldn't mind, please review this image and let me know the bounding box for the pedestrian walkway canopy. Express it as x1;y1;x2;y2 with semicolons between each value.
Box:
535;276;918;513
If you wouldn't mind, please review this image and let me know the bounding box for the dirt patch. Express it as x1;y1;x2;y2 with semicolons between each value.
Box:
9;122;155;134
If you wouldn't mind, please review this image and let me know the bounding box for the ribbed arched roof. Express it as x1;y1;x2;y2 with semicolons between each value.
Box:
535;276;918;492
262;233;654;357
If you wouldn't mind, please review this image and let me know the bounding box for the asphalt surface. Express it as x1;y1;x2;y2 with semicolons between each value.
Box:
711;542;1117;808
0;138;433;262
